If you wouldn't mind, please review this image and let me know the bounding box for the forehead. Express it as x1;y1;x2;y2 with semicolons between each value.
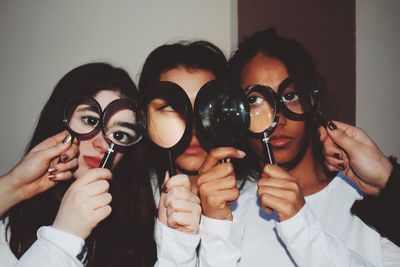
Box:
92;90;122;110
159;67;215;101
240;53;289;92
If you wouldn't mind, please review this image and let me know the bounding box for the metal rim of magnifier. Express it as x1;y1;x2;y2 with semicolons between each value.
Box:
193;79;250;149
63;96;102;137
245;84;280;139
101;98;143;151
139;81;194;154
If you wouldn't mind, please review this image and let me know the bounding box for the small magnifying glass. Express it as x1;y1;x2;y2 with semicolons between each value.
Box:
64;96;142;169
141;81;193;176
245;85;279;164
64;96;102;139
194;80;250;162
100;98;143;169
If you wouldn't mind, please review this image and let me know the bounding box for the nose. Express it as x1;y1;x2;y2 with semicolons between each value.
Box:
92;132;109;154
276;111;287;127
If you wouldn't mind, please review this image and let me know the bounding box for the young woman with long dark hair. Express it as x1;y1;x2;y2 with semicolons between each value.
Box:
0;62;157;267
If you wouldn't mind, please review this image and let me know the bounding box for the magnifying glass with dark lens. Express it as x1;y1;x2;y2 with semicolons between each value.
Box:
141;81;193;176
64;96;142;170
100;98;143;169
194;80;249;162
245;85;279;164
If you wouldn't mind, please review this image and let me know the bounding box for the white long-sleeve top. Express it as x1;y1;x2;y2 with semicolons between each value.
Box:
199;173;400;267
0;218;84;267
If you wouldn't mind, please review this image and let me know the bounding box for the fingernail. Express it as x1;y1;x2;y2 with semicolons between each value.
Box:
162;183;167;193
338;162;347;170
237;149;246;157
62;134;72;145
48;167;58;175
48;174;57;180
328;121;337;131
334;153;342;160
60;154;69;163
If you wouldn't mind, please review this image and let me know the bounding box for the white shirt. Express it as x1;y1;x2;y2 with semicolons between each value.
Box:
0;218;84;267
199;173;400;267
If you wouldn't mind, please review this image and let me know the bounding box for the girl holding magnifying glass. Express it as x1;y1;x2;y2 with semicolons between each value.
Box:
1;63;157;267
139;40;257;266
197;28;400;266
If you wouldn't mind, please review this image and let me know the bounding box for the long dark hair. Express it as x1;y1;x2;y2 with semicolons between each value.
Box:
229;27;328;170
5;62;157;267
138;40;258;186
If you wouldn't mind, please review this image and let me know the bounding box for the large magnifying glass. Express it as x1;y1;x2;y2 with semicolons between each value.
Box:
245;85;279;164
64;96;142;169
194;80;249;162
141;81;193;176
100;98;143;169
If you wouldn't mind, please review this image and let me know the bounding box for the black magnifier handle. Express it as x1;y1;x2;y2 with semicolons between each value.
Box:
262;132;275;165
100;143;115;170
167;150;177;176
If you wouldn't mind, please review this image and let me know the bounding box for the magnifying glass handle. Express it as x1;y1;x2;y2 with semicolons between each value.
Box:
262;132;275;165
100;143;115;170
167;150;177;177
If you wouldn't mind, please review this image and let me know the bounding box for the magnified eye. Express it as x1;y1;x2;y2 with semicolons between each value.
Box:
159;102;185;113
281;92;299;103
108;130;137;145
82;115;99;126
247;95;264;105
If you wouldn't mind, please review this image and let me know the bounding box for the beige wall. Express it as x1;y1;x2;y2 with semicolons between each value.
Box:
0;0;236;173
356;0;400;158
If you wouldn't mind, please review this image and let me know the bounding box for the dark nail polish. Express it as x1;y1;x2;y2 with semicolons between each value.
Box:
339;162;347;170
162;184;167;193
48;167;58;175
60;154;69;163
328;121;337;131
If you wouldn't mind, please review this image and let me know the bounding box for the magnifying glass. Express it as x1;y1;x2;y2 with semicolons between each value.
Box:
245;85;279;164
63;96;102;138
194;80;249;162
100;98;143;169
141;81;193;176
64;96;142;169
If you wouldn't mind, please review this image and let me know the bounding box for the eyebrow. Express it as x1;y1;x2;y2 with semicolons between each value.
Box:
109;120;136;130
76;105;100;113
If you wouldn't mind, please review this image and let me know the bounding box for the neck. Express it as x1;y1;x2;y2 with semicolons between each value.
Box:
285;145;331;196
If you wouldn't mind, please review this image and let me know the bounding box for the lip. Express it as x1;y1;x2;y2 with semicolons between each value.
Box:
184;145;204;155
83;156;102;168
269;135;292;148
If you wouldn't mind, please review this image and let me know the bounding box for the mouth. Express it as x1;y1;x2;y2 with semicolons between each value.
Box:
269;135;292;148
184;145;204;155
83;156;102;168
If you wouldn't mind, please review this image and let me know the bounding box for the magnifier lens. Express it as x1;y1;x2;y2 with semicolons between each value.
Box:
147;97;187;148
65;98;101;135
247;89;276;134
280;81;314;115
103;106;140;146
195;80;249;147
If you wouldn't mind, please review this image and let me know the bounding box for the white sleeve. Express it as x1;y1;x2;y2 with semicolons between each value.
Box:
276;204;377;267
154;218;200;267
381;238;400;267
198;215;244;267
